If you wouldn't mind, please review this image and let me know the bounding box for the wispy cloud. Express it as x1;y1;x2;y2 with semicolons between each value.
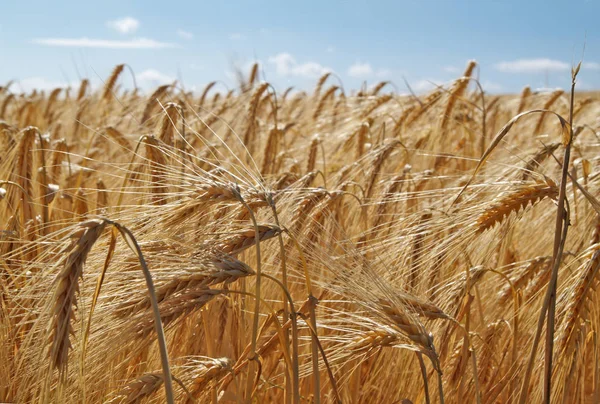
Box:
136;69;174;87
177;29;193;40
106;17;140;34
482;80;503;92
348;62;391;79
443;66;460;74
495;58;569;73
411;79;443;93
268;53;330;78
229;33;246;40
15;77;69;93
583;62;600;70
348;62;373;78
326;46;335;53
13;77;87;93
31;37;179;49
375;68;392;78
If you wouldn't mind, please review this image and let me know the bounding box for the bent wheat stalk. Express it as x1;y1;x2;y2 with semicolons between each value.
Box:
48;218;175;404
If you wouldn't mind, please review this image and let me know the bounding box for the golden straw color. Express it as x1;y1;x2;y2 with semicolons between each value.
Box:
1;60;600;404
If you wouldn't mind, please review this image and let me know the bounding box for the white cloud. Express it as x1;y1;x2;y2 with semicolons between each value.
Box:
13;77;90;93
16;77;68;93
177;29;193;40
482;81;503;92
32;37;179;49
268;53;330;78
534;86;563;93
583;62;600;70
106;17;140;34
443;66;460;74
376;68;392;78
326;46;335;53
411;79;443;93
495;58;569;73
291;62;329;78
576;79;590;90
136;69;174;87
229;33;246;40
348;62;373;78
224;70;237;82
347;63;391;79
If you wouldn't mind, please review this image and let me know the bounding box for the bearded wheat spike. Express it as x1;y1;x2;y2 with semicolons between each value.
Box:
371;81;390;96
558;249;600;357
215;224;281;256
364;141;400;199
181;357;231;403
10;126;37;225
404;88;444;128
104;126;131;150
440;60;477;133
306;136;320;173
521;142;561;180
43;88;62;118
141;85;170;124
135;288;222;337
96;179;108;210
517;85;531;114
242;83;270;152
77;79;89;101
50;139;68;183
374;299;434;350
248;62;259;87
199;81;217;107
348;328;402;354
117;253;254;317
362;94;393;117
261;127;282;175
478;321;508;385
498;256;551;303
102;64;124;101
533;89;565;134
143;136;168;205
117;373;164;404
313;85;339;120
158;102;181;147
0;93;15;118
314;72;332;98
48;219;107;372
476;182;558;232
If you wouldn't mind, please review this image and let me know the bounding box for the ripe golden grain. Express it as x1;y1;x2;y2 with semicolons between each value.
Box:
1;62;599;404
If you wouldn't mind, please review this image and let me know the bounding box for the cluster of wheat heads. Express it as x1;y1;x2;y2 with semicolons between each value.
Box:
1;60;600;403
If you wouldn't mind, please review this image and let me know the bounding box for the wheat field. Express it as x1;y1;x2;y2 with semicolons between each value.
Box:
0;60;599;403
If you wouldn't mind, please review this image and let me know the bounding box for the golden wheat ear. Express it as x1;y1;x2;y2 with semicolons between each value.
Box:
117;373;164;403
48;219;107;373
475;181;558;233
102;64;125;101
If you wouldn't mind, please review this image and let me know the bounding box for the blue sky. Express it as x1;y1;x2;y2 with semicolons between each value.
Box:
1;0;599;94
